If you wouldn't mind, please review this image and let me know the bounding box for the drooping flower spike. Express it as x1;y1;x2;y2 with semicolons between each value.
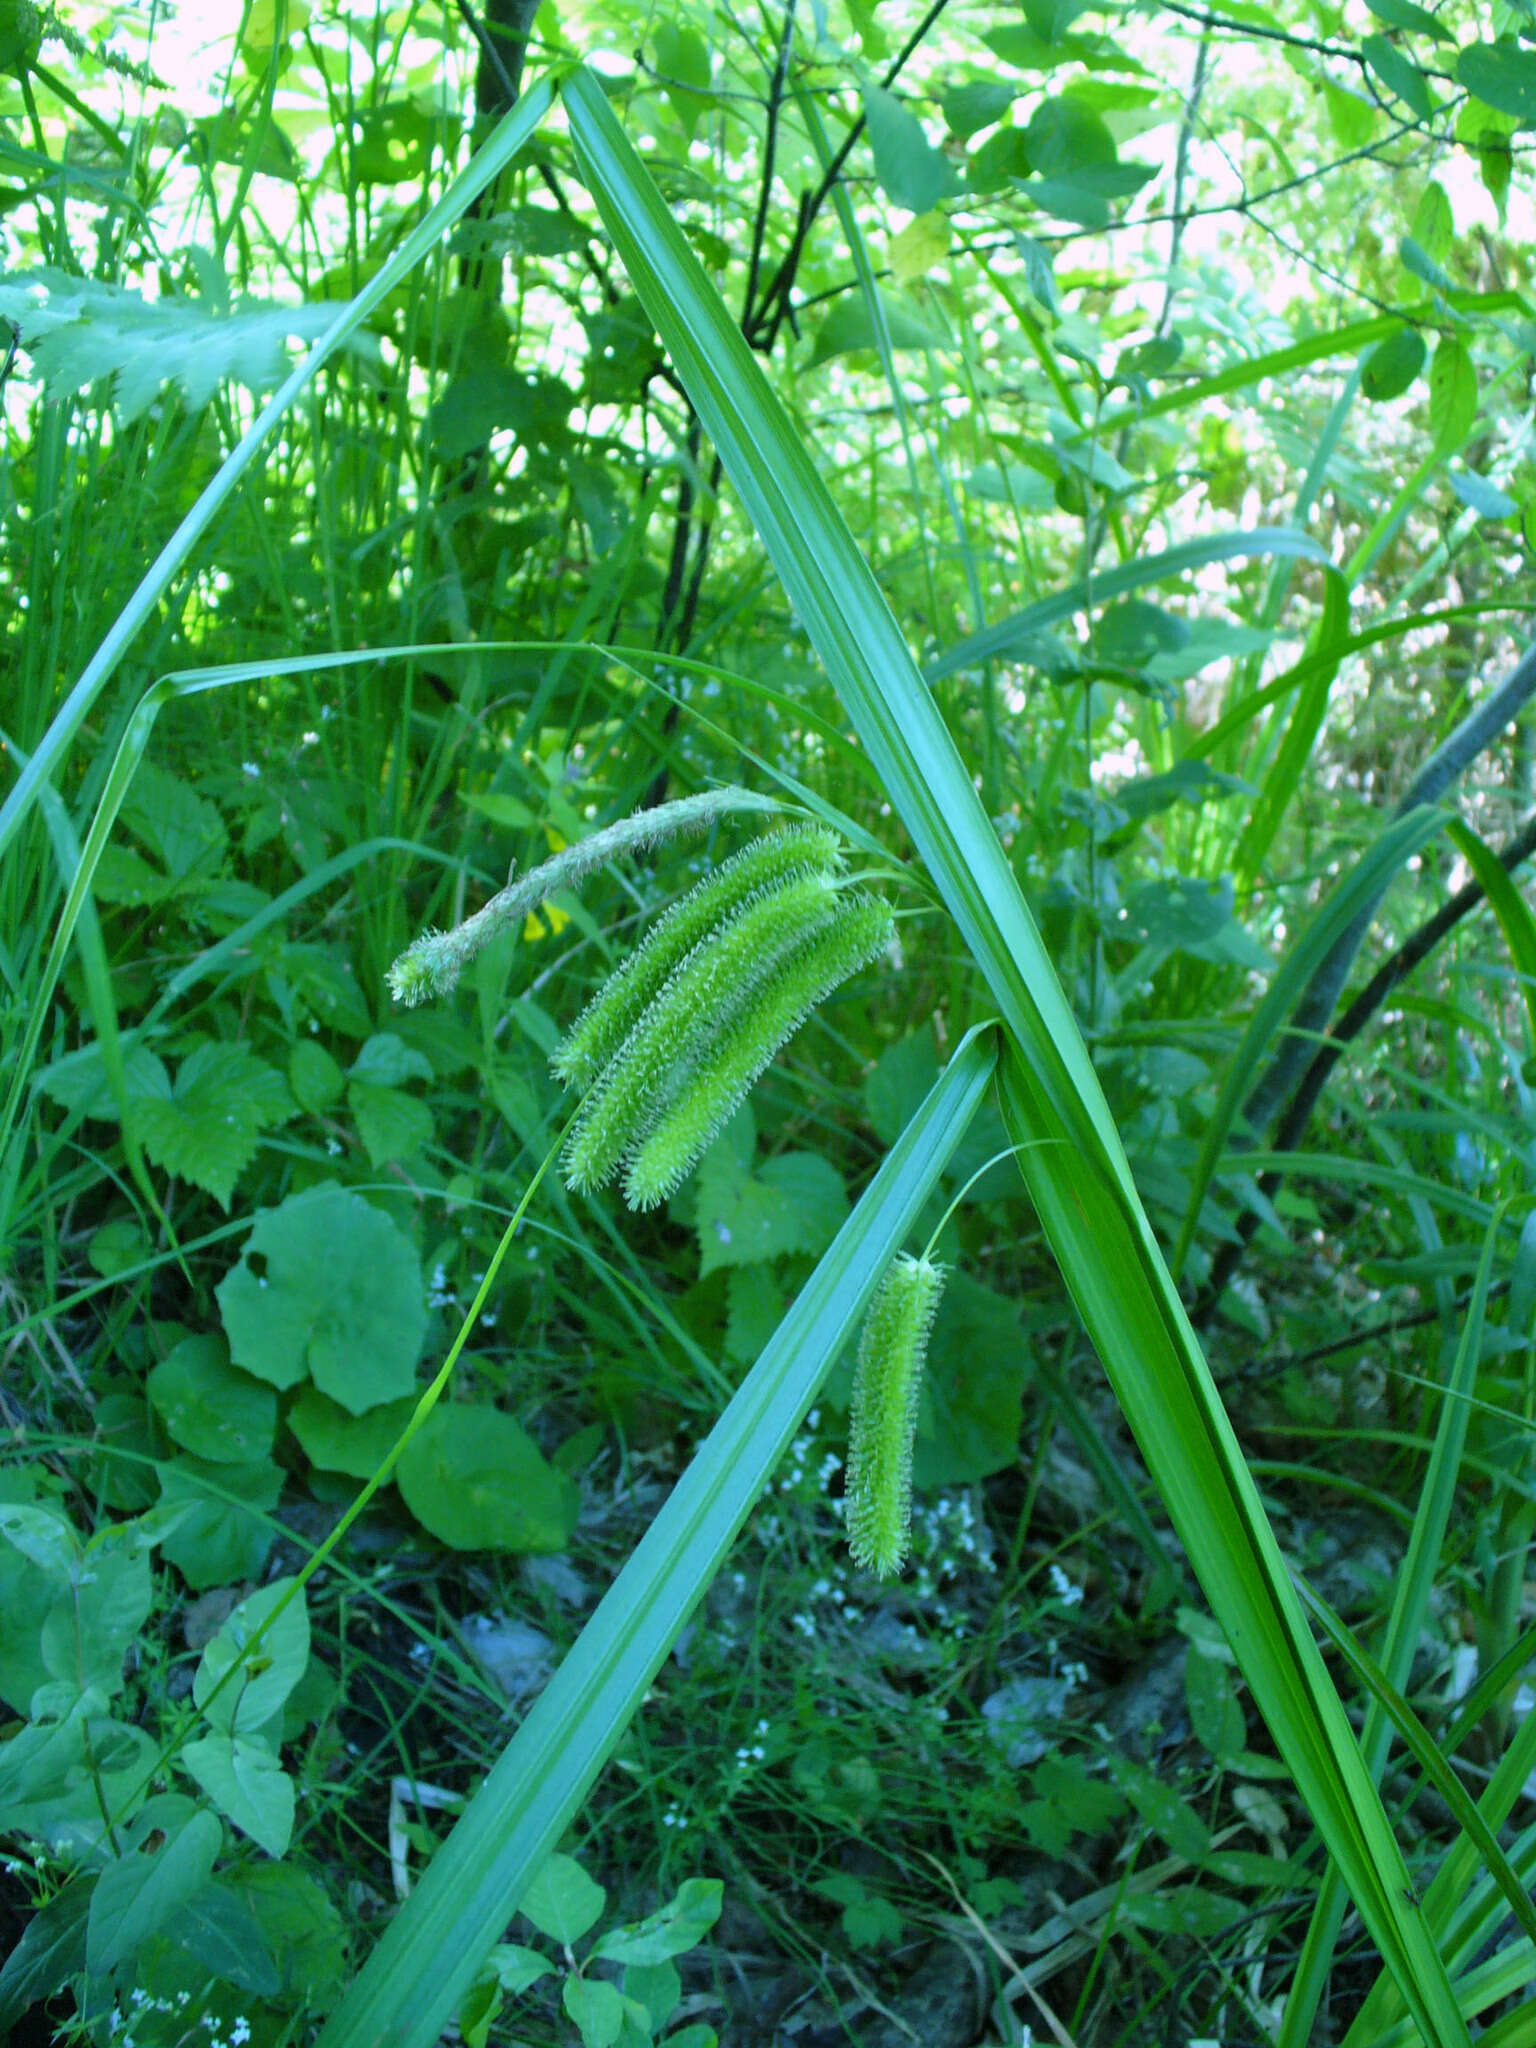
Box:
844;1254;948;1579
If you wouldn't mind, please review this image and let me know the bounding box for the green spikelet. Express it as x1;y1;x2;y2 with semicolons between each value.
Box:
560;870;846;1196
622;893;895;1209
552;825;843;1091
845;1254;947;1579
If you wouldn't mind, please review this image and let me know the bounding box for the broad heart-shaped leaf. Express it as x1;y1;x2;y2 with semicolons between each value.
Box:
216;1183;426;1411
155;1456;283;1591
694;1149;848;1276
396;1406;576;1553
148;1333;277;1463
181;1732;295;1858
1456;40;1536;123
193;1578;310;1738
912;1272;1034;1485
128;1040;294;1209
518;1853;605;1943
860;82;961;213
86;1806;222;1974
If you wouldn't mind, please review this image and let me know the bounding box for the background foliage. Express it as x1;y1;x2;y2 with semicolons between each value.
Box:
1;1;1534;2043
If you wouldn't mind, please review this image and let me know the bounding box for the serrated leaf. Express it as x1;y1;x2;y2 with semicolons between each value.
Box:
348;1079;434;1166
349;1031;434;1086
860;82;961;213
34;1040;168;1123
912;1272;1034;1485
128;1041;293;1209
120;759;227;881
182;1733;295;1857
694;1149;847;1275
216;1184;425;1410
289;1038;345;1111
0;268;342;421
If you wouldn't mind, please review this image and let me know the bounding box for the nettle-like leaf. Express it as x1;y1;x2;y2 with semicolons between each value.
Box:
127;1041;294;1208
845;1256;948;1579
0;267;349;420
693;1149;847;1277
216;1183;425;1410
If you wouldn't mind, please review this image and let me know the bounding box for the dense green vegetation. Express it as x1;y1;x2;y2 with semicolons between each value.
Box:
1;2;1534;2043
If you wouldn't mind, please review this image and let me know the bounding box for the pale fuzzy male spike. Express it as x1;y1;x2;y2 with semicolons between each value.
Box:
845;1254;947;1579
386;785;781;1007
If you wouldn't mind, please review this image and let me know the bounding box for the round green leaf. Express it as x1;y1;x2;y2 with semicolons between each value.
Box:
288;1386;418;1478
1360;327;1426;401
148;1335;277;1463
396;1406;575;1553
156;1457;284;1590
216;1183;425;1413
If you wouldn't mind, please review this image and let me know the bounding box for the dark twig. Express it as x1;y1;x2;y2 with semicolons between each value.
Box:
742;0;796;328
748;0;957;349
1198;801;1536;1320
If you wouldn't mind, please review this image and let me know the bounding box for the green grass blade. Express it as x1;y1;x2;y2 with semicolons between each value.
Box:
561;65;1470;2043
924;526;1329;685
1173;803;1449;1275
1282;1202;1506;2045
311;1025;996;2048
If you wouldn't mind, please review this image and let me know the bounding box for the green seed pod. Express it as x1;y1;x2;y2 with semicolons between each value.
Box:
622;893;895;1209
553;825;844;1091
845;1254;947;1579
561;870;847;1196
